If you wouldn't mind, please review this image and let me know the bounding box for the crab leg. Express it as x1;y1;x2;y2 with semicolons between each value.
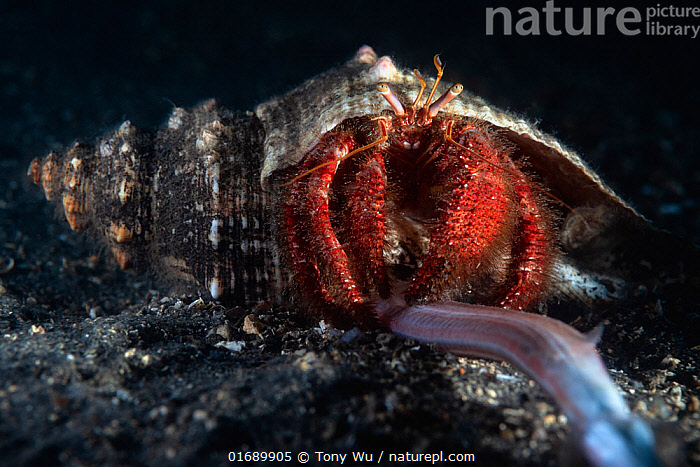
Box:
283;187;333;307
284;132;376;325
377;299;661;467
406;124;516;302
498;164;557;310
344;152;390;298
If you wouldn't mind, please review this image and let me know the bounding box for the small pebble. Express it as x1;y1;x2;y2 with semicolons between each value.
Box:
660;354;680;369
243;314;265;336
216;324;232;340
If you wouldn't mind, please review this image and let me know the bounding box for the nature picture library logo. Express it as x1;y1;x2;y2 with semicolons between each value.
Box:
485;1;700;38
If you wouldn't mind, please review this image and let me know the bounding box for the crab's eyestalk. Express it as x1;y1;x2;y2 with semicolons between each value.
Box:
428;83;463;118
376;83;405;117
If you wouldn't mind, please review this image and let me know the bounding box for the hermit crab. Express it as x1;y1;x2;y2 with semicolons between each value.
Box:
30;46;679;466
264;47;636;328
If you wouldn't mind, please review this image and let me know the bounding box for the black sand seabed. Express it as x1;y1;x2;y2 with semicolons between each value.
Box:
0;1;698;465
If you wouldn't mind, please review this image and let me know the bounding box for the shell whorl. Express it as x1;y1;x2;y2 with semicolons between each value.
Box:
29;99;282;304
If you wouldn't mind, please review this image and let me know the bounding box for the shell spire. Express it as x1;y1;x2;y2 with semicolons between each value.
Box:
29;100;281;304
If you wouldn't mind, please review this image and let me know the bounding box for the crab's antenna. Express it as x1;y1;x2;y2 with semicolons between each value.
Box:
411;69;426;108
278;119;390;187
423;54;445;108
